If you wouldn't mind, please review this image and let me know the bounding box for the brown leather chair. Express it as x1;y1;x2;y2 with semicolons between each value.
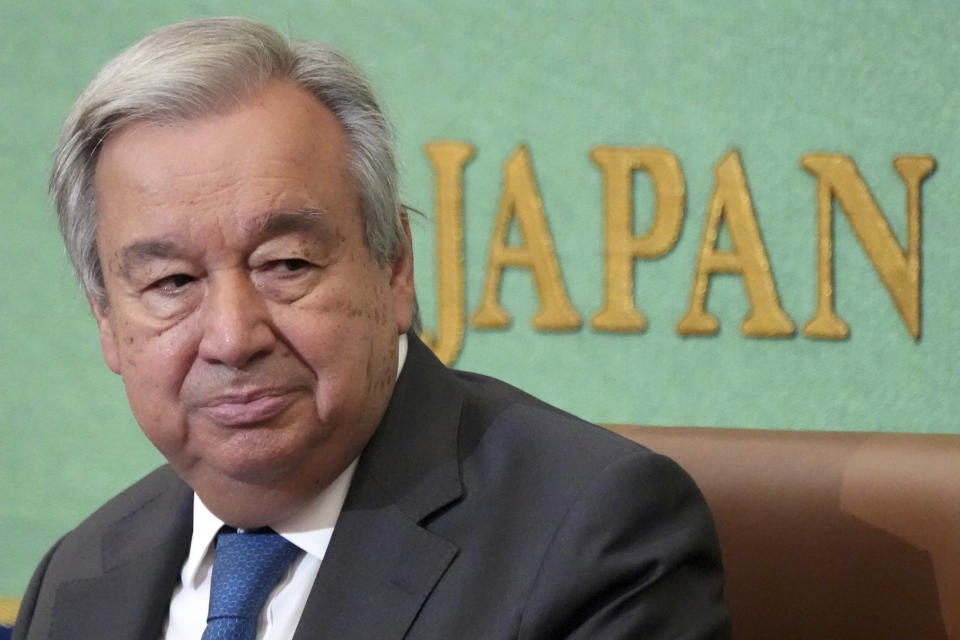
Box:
608;425;960;640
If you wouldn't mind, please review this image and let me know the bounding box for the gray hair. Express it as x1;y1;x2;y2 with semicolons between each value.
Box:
51;17;416;326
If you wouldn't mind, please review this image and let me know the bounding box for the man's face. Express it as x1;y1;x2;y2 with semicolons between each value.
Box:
91;81;414;526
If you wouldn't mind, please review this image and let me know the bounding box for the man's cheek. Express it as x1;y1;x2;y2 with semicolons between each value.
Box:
125;382;182;451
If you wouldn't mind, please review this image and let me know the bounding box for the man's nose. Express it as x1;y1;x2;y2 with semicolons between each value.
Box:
197;273;276;368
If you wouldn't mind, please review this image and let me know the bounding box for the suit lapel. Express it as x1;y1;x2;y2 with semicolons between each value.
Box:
293;334;464;640
51;467;193;640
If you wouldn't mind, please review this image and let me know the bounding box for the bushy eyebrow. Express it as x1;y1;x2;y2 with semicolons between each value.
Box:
116;207;337;279
254;207;333;238
118;240;185;279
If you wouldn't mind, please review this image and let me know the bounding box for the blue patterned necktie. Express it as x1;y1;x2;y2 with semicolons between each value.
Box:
201;529;301;640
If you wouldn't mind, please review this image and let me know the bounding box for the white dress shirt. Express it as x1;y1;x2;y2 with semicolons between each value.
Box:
162;334;408;640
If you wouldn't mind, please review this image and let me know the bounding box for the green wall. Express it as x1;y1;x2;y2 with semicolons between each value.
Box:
2;1;958;597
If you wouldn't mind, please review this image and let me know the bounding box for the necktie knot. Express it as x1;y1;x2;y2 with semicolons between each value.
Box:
202;529;301;640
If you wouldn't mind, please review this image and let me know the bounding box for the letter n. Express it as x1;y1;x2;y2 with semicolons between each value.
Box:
801;154;935;340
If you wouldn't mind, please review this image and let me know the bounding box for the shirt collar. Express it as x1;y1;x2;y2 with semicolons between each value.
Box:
181;333;409;587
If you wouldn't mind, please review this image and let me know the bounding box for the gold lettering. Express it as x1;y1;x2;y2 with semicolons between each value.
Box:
677;149;795;337
801;154;935;340
589;147;685;332
419;141;475;365
0;597;19;625
472;145;581;331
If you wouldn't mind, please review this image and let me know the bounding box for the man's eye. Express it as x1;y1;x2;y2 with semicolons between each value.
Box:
153;274;195;291
274;258;312;273
252;258;318;302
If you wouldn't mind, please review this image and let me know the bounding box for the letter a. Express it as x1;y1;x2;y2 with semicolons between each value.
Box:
472;145;581;331
677;149;795;337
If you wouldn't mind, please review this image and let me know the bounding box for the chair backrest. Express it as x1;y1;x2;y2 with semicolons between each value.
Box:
607;425;960;640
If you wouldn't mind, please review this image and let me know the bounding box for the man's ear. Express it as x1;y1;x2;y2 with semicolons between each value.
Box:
88;295;122;375
390;216;416;334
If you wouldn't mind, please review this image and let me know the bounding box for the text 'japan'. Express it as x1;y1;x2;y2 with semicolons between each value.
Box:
418;143;936;365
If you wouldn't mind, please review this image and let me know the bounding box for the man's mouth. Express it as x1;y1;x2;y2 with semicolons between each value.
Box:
198;390;295;426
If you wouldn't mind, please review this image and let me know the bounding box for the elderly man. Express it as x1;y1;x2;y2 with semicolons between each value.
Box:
15;17;728;640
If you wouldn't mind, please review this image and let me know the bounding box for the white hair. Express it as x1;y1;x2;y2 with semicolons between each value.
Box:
51;17;416;326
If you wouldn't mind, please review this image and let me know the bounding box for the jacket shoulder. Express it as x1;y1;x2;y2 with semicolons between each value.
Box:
33;466;189;579
62;466;188;549
14;466;192;639
453;368;650;468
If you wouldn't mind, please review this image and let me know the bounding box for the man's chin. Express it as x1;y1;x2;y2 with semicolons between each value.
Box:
187;465;312;527
182;415;316;480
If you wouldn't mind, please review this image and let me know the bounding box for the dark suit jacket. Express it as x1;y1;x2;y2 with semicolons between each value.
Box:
15;334;729;639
